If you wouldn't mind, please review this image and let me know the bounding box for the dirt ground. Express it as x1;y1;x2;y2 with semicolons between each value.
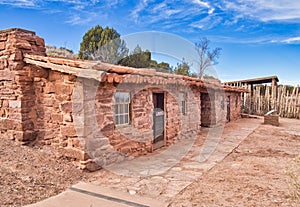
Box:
0;139;93;207
0;117;299;207
170;118;300;207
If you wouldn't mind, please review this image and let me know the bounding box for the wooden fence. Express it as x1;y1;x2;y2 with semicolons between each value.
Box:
242;85;300;119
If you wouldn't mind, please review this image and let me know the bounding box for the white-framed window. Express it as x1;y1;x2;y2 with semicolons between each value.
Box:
114;92;130;126
179;92;186;115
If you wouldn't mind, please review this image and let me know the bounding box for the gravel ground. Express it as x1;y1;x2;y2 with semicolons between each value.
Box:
0;138;93;207
169;118;300;207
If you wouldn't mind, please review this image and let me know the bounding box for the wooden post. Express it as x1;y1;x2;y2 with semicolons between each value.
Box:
271;78;277;109
250;84;254;114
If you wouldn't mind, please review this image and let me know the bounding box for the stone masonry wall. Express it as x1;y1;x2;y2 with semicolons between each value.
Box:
200;92;216;127
200;90;241;127
215;91;227;125
166;86;201;144
95;85;153;157
191;87;201;128
131;89;153;130
165;92;181;145
226;92;241;121
0;29;45;143
32;70;88;161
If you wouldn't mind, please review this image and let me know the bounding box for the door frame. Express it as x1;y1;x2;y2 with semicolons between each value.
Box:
152;91;166;150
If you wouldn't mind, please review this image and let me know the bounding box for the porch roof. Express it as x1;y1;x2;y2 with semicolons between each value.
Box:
225;76;279;85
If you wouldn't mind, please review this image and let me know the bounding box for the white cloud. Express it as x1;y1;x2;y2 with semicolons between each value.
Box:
66;12;98;25
281;37;300;44
224;0;300;22
192;0;215;15
130;0;214;30
131;0;152;22
192;0;209;8
165;9;181;16
2;0;299;45
152;2;166;12
0;0;123;25
0;0;38;8
208;7;214;15
190;15;222;30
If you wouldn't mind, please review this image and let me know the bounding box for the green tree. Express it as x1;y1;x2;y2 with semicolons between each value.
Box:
78;25;128;64
118;45;151;68
118;45;172;72
156;62;170;72
149;59;158;68
195;38;221;79
173;58;190;76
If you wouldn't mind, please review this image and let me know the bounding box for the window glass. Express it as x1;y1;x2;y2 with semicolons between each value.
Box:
114;92;130;125
179;92;186;115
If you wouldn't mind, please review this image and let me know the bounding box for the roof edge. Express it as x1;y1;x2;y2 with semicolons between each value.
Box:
0;28;36;35
225;75;279;85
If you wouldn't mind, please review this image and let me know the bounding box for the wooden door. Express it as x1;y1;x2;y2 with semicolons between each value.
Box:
153;93;165;150
227;96;231;122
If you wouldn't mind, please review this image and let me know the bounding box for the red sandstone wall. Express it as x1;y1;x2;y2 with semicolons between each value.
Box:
166;87;201;142
95;86;153;157
0;29;45;143
191;87;201;128
226;92;241;121
131;89;152;130
200;92;216;127
200;91;240;127
32;69;89;161
165;92;181;145
215;92;227;125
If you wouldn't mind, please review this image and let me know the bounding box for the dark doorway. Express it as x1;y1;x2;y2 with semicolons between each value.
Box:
227;96;231;122
153;93;165;150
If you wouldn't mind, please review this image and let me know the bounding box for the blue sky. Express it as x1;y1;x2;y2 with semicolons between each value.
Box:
0;0;299;85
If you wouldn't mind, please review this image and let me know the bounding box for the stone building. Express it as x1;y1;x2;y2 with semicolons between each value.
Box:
0;28;247;171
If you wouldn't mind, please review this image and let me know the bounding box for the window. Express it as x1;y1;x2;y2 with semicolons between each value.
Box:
236;96;239;108
179;92;186;115
114;92;130;125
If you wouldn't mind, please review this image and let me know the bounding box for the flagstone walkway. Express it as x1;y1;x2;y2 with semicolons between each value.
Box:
90;117;261;203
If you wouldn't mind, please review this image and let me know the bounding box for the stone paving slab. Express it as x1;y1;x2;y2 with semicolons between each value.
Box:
25;182;167;207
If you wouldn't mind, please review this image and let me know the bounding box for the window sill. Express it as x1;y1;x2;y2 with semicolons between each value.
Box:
115;124;131;129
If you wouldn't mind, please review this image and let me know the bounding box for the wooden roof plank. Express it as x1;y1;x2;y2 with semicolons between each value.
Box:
225;76;279;85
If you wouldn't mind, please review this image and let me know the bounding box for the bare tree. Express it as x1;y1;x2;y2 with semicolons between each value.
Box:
195;38;221;79
46;45;77;58
91;38;128;64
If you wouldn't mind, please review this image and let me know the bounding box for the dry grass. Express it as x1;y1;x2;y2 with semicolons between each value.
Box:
287;156;300;203
46;45;77;58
